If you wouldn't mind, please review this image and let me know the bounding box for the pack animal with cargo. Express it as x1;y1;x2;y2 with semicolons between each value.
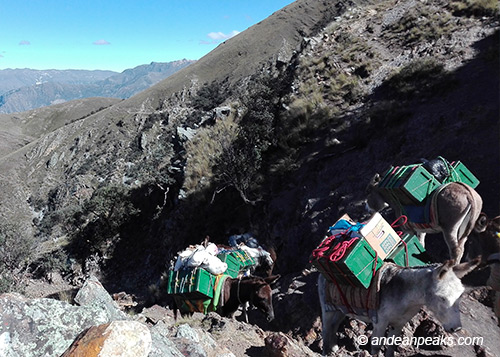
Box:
318;258;481;357
167;241;280;322
366;158;485;264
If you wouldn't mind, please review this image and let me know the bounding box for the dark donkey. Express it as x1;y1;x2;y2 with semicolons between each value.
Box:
219;275;280;321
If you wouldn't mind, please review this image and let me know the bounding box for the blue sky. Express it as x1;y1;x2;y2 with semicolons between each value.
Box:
0;0;296;72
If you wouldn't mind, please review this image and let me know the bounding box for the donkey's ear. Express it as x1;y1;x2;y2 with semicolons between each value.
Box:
264;274;281;285
453;256;481;279
436;260;454;279
474;213;488;233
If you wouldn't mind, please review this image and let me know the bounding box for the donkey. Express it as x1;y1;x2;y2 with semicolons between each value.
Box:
219;275;280;322
366;173;484;264
318;258;480;357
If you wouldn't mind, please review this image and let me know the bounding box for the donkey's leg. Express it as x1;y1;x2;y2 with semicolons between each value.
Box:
322;310;345;355
384;324;404;357
417;232;426;248
442;228;462;264
370;320;388;356
242;302;249;323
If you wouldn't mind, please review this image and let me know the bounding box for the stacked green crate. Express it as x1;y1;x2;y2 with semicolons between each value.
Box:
232;249;256;268
445;161;480;188
167;267;216;299
386;234;429;267
312;237;383;289
217;252;242;278
217;249;256;277
378;165;440;205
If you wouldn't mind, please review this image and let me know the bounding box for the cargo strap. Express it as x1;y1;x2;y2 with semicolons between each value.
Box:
391;216;410;266
325;258;388;316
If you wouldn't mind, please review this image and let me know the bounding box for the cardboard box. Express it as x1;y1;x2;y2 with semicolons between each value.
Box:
167;267;215;299
386;233;429;267
360;212;401;260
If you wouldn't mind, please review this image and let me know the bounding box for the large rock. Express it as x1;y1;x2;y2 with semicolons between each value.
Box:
74;275;127;321
0;293;109;357
60;320;151;357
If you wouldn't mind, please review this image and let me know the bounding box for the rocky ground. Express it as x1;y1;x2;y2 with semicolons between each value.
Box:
10;266;499;357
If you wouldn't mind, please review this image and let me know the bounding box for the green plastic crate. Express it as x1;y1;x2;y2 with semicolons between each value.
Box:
386;234;429;267
232;249;256;268
396;165;441;204
379;165;440;205
167;267;215;299
313;238;383;289
446;161;479;188
217;252;241;278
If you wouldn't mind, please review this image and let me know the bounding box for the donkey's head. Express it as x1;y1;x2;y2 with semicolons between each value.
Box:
248;275;280;322
365;173;389;212
427;258;480;332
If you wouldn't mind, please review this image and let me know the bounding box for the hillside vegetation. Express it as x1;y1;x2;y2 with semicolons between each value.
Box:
0;0;498;354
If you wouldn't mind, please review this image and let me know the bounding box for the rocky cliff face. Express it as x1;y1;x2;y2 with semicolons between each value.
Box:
0;0;498;355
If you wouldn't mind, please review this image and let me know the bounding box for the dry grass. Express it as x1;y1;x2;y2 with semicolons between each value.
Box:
183;116;240;195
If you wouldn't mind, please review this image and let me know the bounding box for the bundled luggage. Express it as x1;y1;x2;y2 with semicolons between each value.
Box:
311;213;430;289
167;243;256;301
377;157;479;206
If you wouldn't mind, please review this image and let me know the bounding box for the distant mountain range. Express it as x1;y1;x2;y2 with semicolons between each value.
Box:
0;60;195;113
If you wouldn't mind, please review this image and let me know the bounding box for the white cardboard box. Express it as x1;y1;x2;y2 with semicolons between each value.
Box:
360;212;401;259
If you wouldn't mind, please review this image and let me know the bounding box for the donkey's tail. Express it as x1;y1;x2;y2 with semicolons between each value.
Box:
457;182;482;242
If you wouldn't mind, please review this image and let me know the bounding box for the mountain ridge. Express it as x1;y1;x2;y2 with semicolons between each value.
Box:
0;60;195;113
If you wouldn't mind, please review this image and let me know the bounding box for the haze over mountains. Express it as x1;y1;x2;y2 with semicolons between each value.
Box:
0;59;195;113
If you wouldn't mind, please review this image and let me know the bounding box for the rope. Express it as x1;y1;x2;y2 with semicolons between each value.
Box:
364;252;379;313
328;238;359;262
310;233;342;261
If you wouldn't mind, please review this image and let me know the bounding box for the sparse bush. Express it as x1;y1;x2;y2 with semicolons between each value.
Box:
450;0;499;17
384;6;454;45
183;118;239;194
212;76;282;204
382;58;456;99
67;184;140;258
0;221;35;293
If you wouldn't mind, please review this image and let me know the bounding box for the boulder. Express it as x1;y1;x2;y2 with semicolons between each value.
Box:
0;293;109;357
61;320;151;357
74;275;127;321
